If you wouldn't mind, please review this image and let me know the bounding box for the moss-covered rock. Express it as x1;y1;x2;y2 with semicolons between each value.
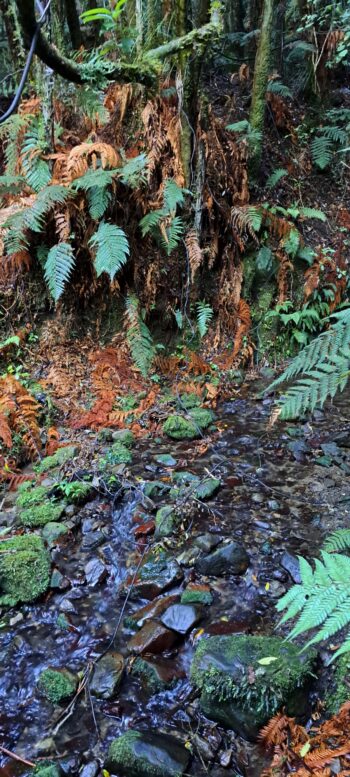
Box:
0;534;50;606
163;415;198;440
16;482;50;509
188;407;214;430
112;429;135;448
178;393;202;410
41;521;69;545
131;657;176;694
195;477;221;500
325;655;350;714
105;730;190;777
99;441;133;469
155;506;177;538
181;584;213;606
191;635;315;740
38;667;77;704
19;501;65;527
125;548;183;600
34;446;78;474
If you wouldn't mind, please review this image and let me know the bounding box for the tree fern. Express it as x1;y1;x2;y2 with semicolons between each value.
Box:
323;531;350;553
266;310;350;419
161;216;184;256
89;221;129;281
277;550;350;659
197;301;213;338
118;154;147;188
44;243;76;301
267;80;292;98
125;294;154;377
163;179;185;212
139;209;165;237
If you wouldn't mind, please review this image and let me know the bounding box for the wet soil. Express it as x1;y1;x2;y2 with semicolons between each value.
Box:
1;383;350;777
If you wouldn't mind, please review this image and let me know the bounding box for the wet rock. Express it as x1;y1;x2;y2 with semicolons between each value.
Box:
9;612;24;626
191;635;315;740
173;471;200;485
163;415;199;440
50;569;69;590
155;506;177;538
81;530;105;551
38;667;77;704
195;542;249;577
143;481;170;498
125;594;179;629
0;534;50;606
280;551;301;584
176;546;201;566
90;652;124;699
126;548;183;600
84;557;107;586
195;478;221;500
155;454;177;467
106;730;190;777
42;521;69;546
194;534;222;553
181;583;213;606
111;429;134;447
161;604;201;634
131;657;181;693
60;754;81;776
192;733;216;762
128;619;178;654
219;749;232;768
79;762;99;777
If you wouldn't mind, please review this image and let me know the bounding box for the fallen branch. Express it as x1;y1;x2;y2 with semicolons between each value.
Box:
0;745;35;768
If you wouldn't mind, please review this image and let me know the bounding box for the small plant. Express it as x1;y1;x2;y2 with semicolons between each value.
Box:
196;301;213;338
140;179;186;256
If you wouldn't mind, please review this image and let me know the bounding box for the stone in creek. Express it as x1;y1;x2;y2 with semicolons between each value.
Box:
50;569;69;590
194;534;223;553
106;730;190;777
126;549;183;600
161;604;202;635
84;557;107;587
181;583;213;606
191;634;315;740
280;551;301;584
90;652;124;699
155;453;177;467
195;542;249;577
41;521;69;546
155;506;177;538
81;530;105;551
127;619;178;654
79;761;100;777
131;656;182;694
125;594;179;630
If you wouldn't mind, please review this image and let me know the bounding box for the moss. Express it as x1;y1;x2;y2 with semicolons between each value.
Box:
56;480;93;504
34;445;77;474
16;483;50;509
99;442;133;469
112;429;135;448
163;415;198;440
19;501;65;527
191;635;315;726
131;657;174;694
188;407;214;430
0;534;50;606
179;393;202;410
181;588;213;606
106;730;189;777
38;667;77;704
325;655;350;714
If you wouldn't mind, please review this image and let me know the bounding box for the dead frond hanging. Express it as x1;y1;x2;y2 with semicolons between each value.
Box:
67;142;122;181
185;229;204;283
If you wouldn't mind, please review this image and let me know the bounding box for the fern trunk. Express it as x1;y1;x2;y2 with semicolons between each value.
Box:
0;0;26;70
249;0;276;170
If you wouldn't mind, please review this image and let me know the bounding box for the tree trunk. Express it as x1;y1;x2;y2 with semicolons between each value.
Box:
64;0;82;49
249;0;275;169
0;0;26;70
145;0;162;48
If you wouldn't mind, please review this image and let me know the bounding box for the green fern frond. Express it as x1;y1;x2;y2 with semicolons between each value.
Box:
73;85;109;123
161;216;184;255
89;221;129;280
125;293;154;377
72;168;117;192
266;168;288;189
21;117;51;192
44;242;76;301
0;174;26;204
197;301;213;338
322;125;348;144
163;179;185;213
298;207;327;222
311;135;333;169
0;114;32;175
277;550;350;658
139;209;166;237
267;80;292;98
25;185;72;234
323;530;350;553
266;310;350;418
87;187;112;219
119;154;148;188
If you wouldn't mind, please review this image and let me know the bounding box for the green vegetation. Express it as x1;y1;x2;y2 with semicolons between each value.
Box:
0;534;50;606
37;667;77;704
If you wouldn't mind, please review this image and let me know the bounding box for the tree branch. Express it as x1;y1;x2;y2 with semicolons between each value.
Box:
15;0;222;87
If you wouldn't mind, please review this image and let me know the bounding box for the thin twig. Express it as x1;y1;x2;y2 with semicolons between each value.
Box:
0;745;35;768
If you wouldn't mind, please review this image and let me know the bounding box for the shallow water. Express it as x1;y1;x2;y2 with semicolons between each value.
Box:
1;386;350;776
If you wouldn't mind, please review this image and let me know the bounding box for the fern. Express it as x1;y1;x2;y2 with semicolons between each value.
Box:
197;301;213;338
266;168;288;189
139;209;165;237
0;114;32;175
3;185;72;257
163;179;185;212
266;309;350;418
89;221;129;280
118;154;148;188
277;550;350;659
311;135;334;169
323;531;350;553
161;216;184;256
267;80;292;98
21;117;51;192
44;243;76;301
226;120;262;147
0;174;26;203
297;207;327;222
125;294;154;376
